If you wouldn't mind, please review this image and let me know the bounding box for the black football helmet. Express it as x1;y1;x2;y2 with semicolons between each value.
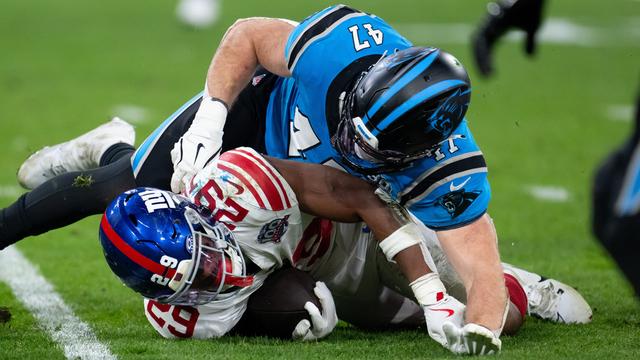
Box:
334;47;471;174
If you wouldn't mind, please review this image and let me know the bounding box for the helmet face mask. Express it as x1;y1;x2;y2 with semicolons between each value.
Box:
334;47;471;174
164;206;249;305
99;188;253;307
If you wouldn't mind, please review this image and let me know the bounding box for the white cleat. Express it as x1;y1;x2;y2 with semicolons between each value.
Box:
17;117;135;189
502;263;593;324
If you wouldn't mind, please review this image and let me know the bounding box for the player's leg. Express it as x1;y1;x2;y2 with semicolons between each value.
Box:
1;70;278;250
501;263;592;324
0;89;207;250
0;144;136;250
16;117;135;190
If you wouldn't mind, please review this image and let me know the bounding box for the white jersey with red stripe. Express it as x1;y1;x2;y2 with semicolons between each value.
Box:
142;147;450;339
143;147;370;339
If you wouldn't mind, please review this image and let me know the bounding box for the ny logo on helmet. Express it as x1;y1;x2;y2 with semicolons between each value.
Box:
428;88;469;135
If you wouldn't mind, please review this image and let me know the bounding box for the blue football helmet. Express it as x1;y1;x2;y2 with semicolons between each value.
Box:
335;47;471;174
99;187;253;306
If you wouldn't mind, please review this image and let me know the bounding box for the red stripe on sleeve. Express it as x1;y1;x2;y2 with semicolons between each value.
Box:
236;148;292;208
219;151;285;210
100;214;176;278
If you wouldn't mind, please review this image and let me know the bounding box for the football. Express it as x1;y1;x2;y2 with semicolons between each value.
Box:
236;267;321;339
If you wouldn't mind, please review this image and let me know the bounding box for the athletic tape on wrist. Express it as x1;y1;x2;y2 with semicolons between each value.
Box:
378;223;422;262
192;97;228;134
409;272;447;306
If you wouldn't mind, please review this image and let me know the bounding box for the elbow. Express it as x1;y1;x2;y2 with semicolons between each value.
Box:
224;17;265;41
223;18;253;42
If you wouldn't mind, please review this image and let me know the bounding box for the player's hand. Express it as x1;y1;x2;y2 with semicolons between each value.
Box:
423;295;466;347
170;98;227;193
443;322;502;355
292;282;338;341
472;0;546;76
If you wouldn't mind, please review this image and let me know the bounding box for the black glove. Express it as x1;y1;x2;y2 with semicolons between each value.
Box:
472;0;546;77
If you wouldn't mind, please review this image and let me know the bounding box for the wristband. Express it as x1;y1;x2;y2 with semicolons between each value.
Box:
378;223;422;262
190;97;228;135
410;272;447;306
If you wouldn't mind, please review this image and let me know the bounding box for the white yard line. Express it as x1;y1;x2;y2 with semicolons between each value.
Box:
0;246;116;360
0;185;23;198
111;104;149;125
526;185;570;202
605;104;634;122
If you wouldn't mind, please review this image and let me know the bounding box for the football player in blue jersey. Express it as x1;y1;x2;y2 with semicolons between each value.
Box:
166;7;509;352
163;4;590;353
2;4;592;356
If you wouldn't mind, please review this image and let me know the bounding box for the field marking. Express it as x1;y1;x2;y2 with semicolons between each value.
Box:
111;104;149;125
605;104;634;122
0;185;23;198
525;185;570;202
0;246;117;360
393;17;640;47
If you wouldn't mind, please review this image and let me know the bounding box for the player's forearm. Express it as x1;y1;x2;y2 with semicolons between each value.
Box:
464;259;507;331
269;156;433;281
205;18;293;105
437;214;507;331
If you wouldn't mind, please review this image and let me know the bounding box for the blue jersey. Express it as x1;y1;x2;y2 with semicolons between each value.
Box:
265;5;490;230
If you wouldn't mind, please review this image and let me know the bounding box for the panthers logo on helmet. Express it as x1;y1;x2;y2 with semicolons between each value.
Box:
429;88;470;136
437;189;480;218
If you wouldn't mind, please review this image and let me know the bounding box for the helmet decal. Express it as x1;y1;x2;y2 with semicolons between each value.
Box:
372;79;467;136
429;88;470;136
100;214;177;280
336;47;471;174
363;49;440;125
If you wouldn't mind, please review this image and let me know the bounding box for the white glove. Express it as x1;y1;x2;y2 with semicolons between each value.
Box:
443;322;502;355
423;295;466;347
170;97;227;193
292;282;338;341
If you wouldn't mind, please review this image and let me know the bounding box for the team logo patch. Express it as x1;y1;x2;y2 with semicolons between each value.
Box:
252;74;266;86
185;236;194;254
257;215;290;244
437;190;480;218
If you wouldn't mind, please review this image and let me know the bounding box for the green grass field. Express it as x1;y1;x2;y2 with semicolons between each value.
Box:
1;0;639;358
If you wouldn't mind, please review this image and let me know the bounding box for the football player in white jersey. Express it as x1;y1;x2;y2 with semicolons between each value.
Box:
100;147;526;354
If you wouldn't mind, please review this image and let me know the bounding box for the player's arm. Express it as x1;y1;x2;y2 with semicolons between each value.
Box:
170;18;294;193
266;156;430;281
437;214;508;336
267;156;471;348
205;18;293;104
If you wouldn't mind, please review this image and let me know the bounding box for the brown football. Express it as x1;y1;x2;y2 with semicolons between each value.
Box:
235;267;321;339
